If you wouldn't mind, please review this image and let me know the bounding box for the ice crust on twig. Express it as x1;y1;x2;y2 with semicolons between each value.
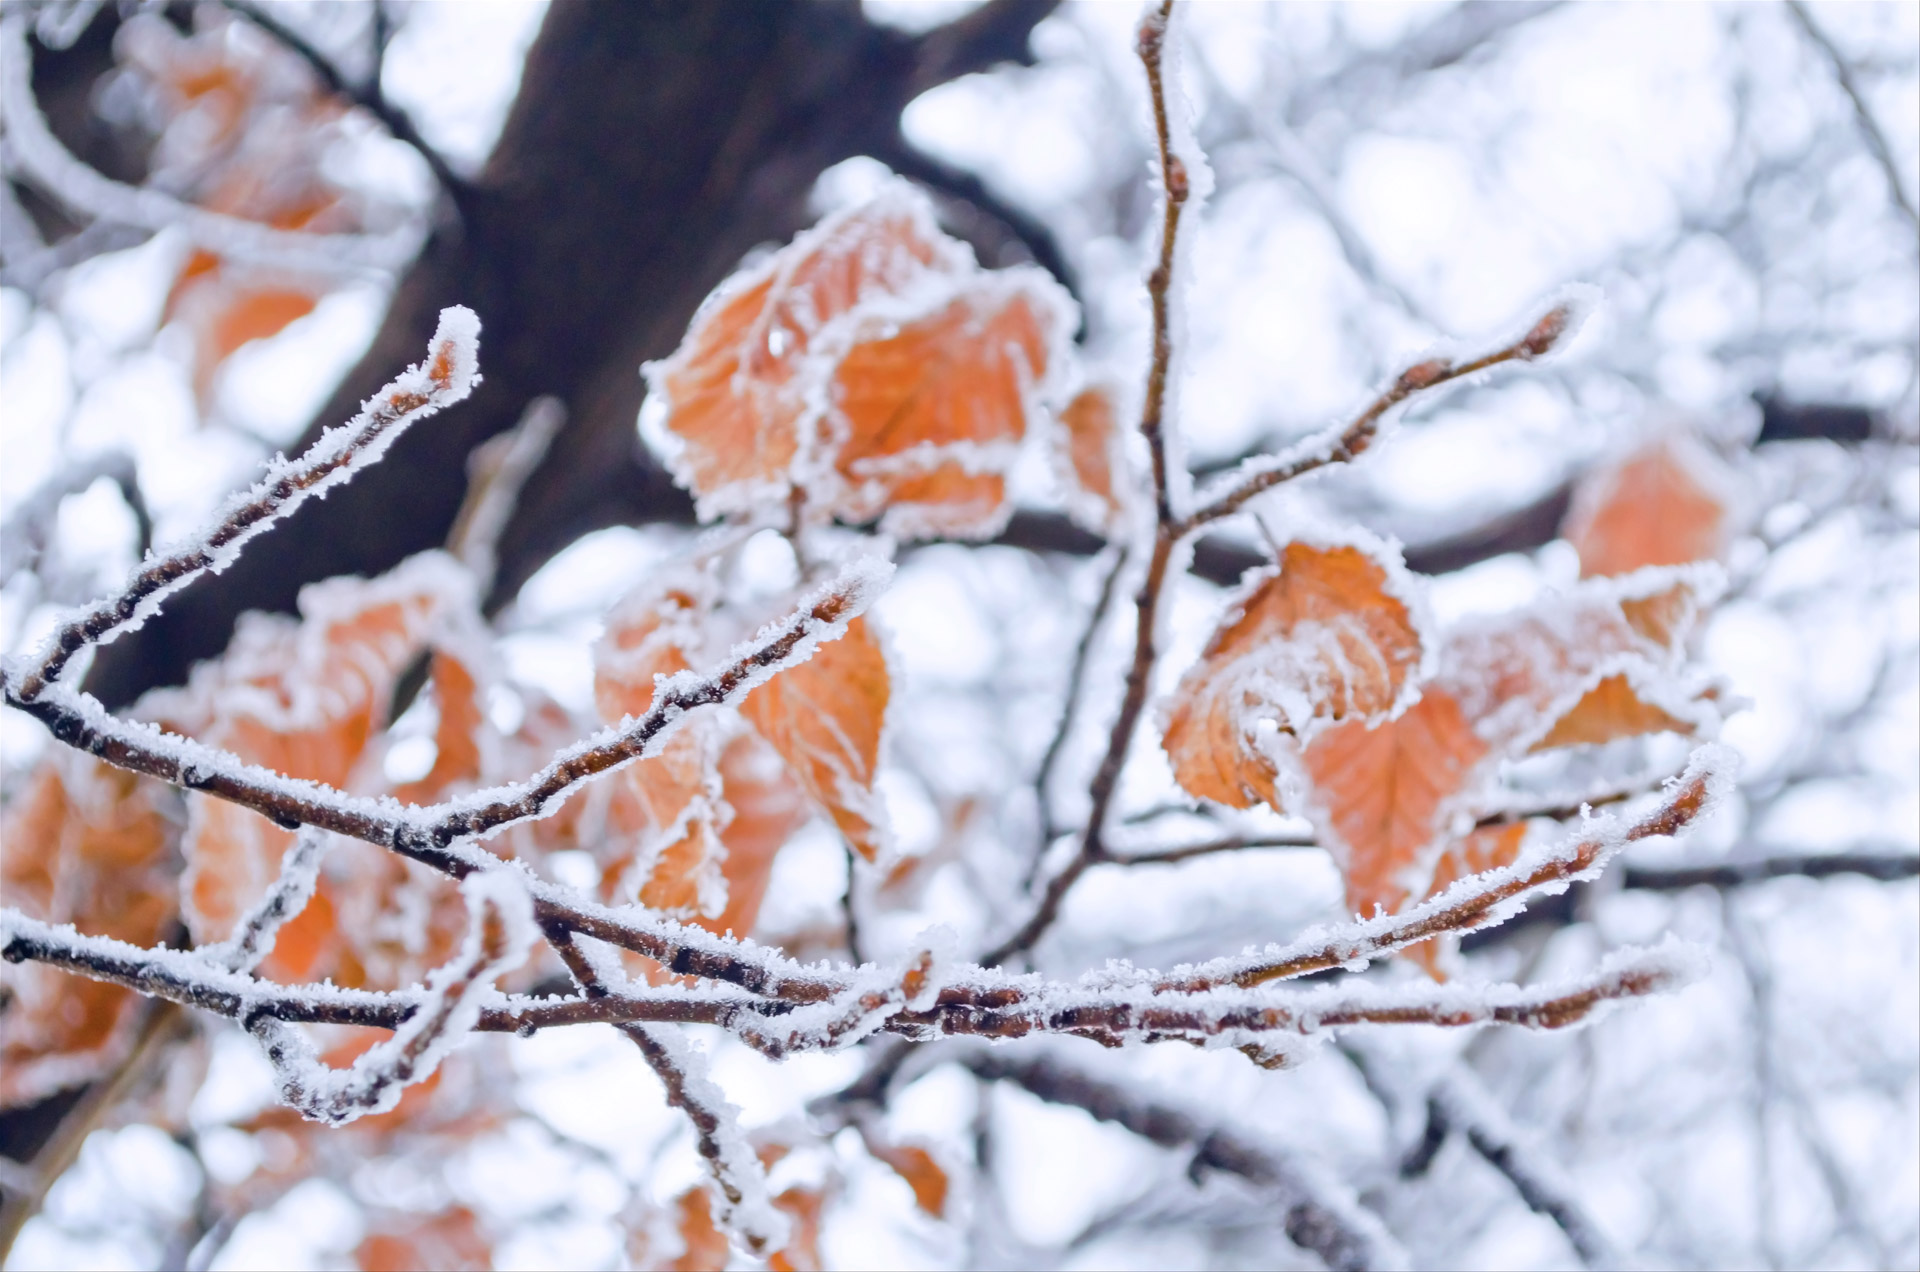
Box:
6;307;481;697
627;1023;791;1256
248;870;534;1125
205;827;330;973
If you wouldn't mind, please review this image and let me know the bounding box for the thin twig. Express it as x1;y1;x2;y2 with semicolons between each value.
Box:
217;0;470;204
1784;0;1919;230
962;1051;1408;1272
984;0;1186;966
1030;547;1126;877
10;307;482;698
1101;832;1317;867
1182;304;1581;530
1622;851;1920;890
1157;756;1726;990
548;932;786;1256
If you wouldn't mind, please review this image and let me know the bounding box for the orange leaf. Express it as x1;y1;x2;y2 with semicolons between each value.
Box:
148;554;478;979
769;1187;828;1272
356;1205;492;1272
1163;540;1429;810
741;615;891;862
868;1140;950;1218
1438;570;1715;755
1301;690;1491;919
667;1187;731;1272
0;752;178;1106
1562;435;1739;578
699;732;813;939
648;188;967;518
828;281;1063;539
1055;383;1127;531
1530;672;1697;752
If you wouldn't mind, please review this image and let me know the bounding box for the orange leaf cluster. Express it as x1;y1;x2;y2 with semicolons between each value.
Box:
576;563;890;948
355;1204;493;1272
138;553;487;990
646;180;1077;539
1164;439;1735;961
0;751;178;1106
115;12;370;395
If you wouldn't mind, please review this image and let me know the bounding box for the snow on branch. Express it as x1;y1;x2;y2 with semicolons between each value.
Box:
0;905;779;1034
625;1024;790;1257
7;306;482;698
736;938;949;1058
2;556;892;885
0;17;421;276
1183;293;1591;530
247;870;535;1125
1158;745;1734;991
204;826;329;973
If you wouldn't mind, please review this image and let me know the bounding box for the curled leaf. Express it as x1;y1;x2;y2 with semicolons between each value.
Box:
1163;538;1430;810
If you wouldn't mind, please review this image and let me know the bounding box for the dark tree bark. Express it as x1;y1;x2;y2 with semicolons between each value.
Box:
82;0;1060;708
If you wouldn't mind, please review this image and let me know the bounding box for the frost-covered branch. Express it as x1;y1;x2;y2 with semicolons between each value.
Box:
1182;301;1585;530
0;906;777;1033
203;827;329;973
0;17;421;275
6;307;482;698
1159;750;1732;990
1427;1069;1622;1268
547;932;788;1256
4;557;891;881
248;871;534;1125
963;1050;1409;1272
737;944;945;1059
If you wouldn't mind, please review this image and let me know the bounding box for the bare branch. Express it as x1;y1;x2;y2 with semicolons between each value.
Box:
1785;0;1919;230
248;871;534;1125
215;0;470;204
906;0;1059;98
1431;1071;1622;1268
963;1050;1409;1272
1101;832;1317;867
1182;302;1584;531
1622;851;1920;890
